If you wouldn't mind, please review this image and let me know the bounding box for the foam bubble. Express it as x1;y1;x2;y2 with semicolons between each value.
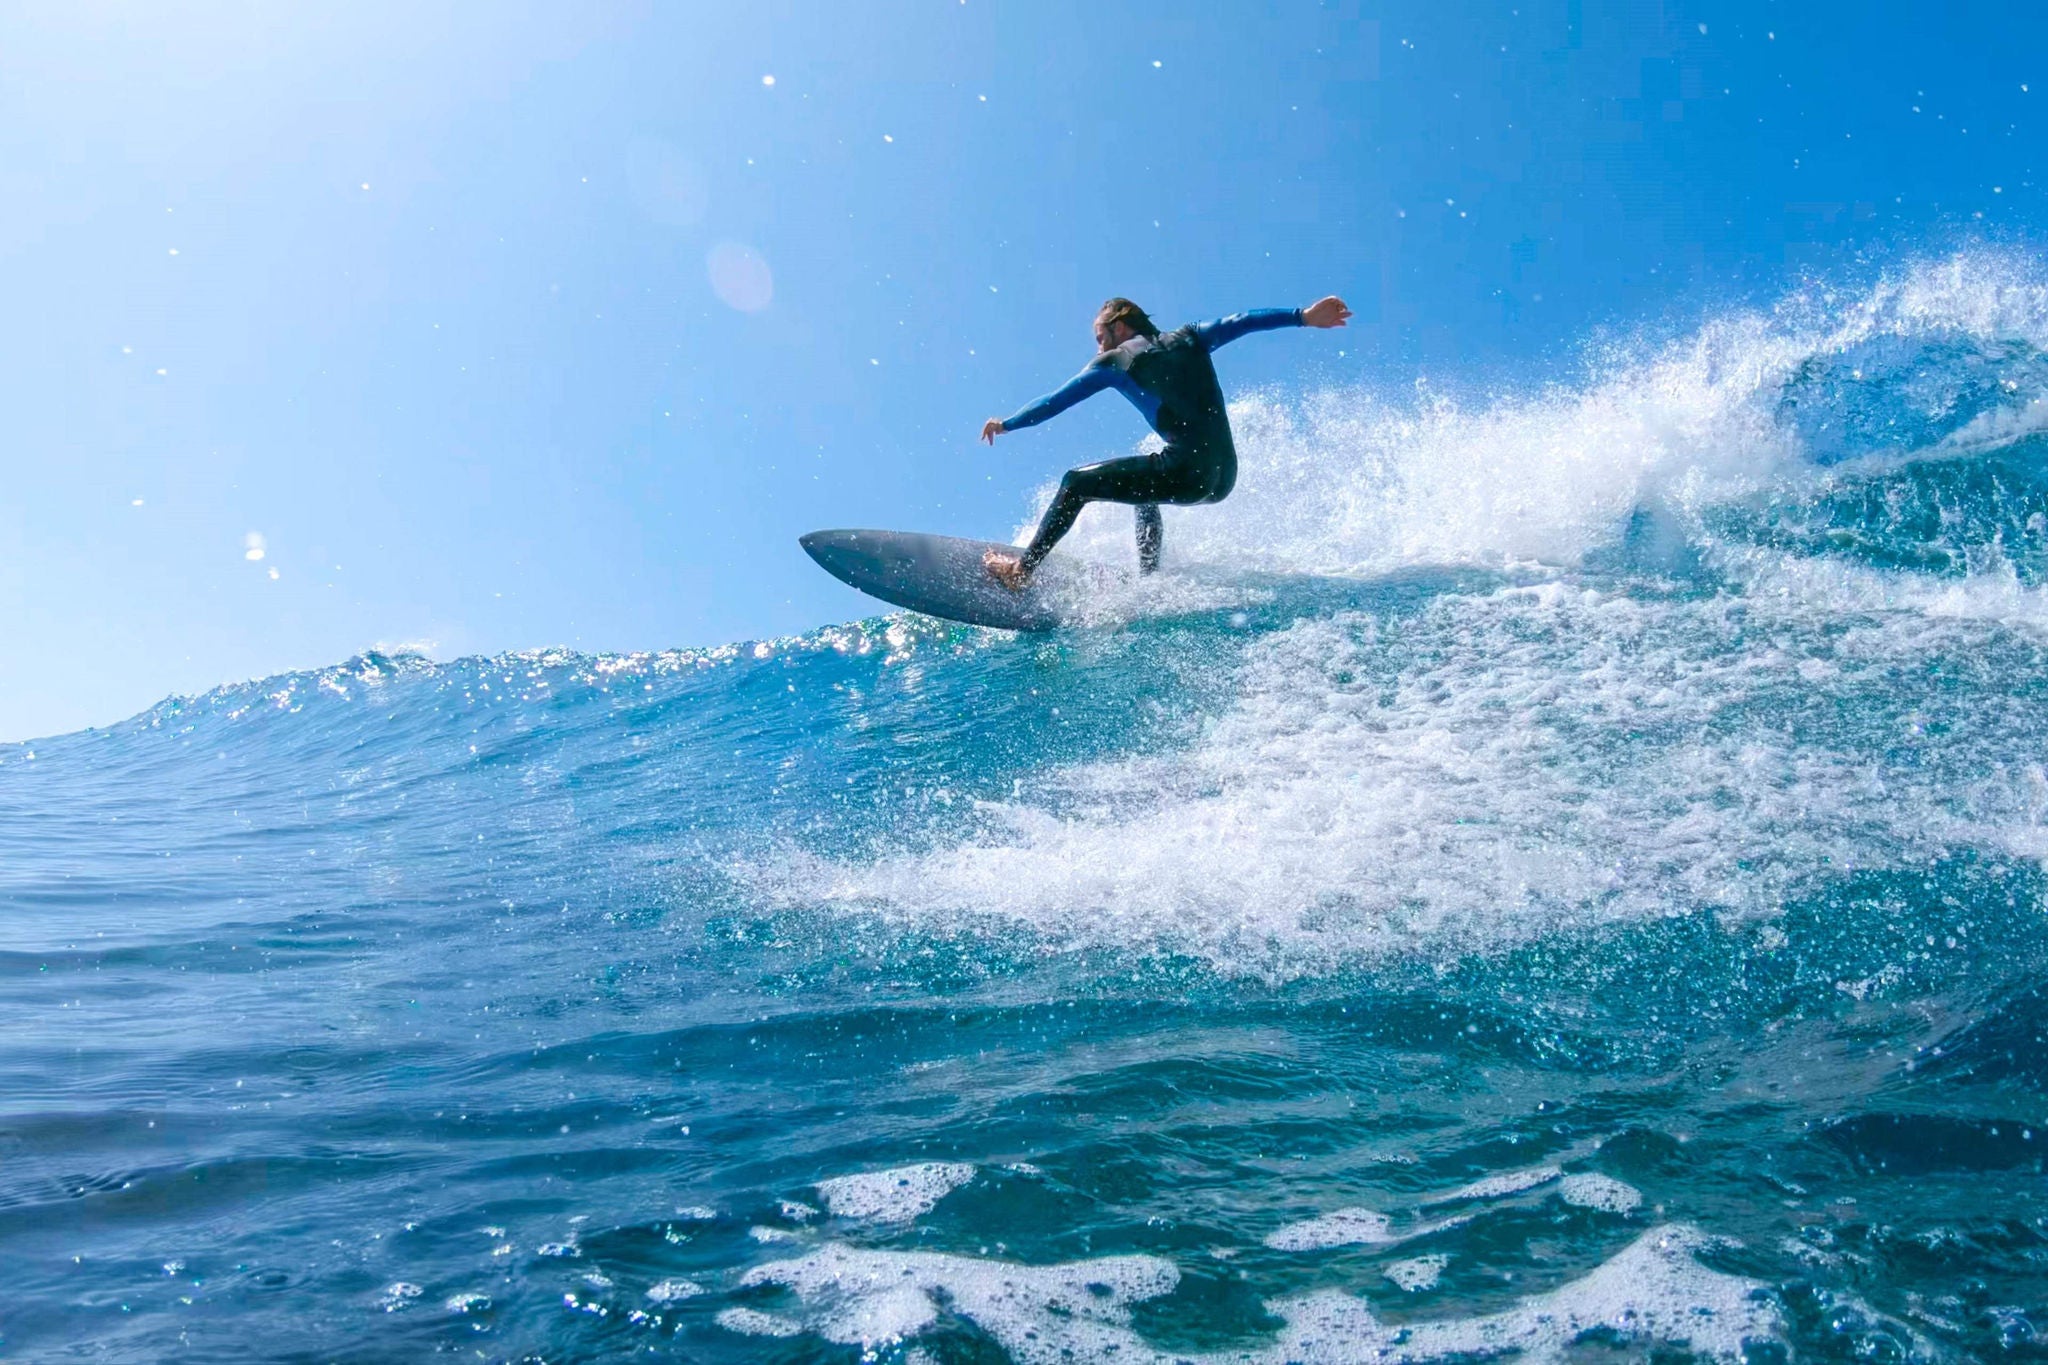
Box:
1559;1173;1644;1213
816;1162;976;1223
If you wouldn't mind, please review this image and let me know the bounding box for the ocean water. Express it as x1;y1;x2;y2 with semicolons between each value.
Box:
7;252;2048;1361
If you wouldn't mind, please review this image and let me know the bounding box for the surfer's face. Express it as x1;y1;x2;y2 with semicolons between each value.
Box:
1095;318;1132;351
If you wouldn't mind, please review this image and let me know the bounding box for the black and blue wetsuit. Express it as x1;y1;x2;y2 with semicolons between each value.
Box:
1001;307;1305;572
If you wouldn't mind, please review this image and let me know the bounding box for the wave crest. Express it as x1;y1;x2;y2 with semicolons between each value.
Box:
1038;249;2048;580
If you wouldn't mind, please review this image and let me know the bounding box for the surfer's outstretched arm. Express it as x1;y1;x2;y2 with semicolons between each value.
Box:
1194;307;1305;349
1194;296;1352;350
981;361;1117;443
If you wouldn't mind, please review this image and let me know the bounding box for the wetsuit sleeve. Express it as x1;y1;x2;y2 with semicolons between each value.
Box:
1191;307;1306;350
1001;361;1117;432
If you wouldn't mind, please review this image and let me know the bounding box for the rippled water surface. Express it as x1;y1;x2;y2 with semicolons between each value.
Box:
6;255;2048;1361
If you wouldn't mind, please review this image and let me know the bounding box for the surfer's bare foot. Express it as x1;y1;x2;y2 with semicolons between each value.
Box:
983;549;1033;592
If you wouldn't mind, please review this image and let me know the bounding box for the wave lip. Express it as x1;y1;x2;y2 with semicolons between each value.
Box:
1036;249;2048;584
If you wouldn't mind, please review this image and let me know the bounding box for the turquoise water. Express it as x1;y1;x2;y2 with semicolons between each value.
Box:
6;255;2048;1361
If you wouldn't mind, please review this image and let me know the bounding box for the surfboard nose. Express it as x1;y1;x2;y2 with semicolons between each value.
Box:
800;528;884;581
802;527;946;595
800;528;851;565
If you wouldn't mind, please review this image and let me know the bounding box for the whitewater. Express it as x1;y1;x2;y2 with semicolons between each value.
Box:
4;251;2047;1360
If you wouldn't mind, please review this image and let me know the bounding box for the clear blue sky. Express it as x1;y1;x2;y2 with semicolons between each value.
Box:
2;0;2040;741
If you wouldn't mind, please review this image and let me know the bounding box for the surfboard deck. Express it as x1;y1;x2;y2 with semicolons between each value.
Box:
800;528;1081;631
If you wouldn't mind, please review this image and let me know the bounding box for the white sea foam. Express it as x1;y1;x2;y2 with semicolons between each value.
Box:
1425;1167;1561;1205
1032;344;1791;580
1264;1226;1776;1363
1941;393;2048;453
1263;1207;1394;1250
1265;1207;1471;1252
751;569;2048;976
1727;539;2048;638
1025;554;1266;628
1559;1173;1644;1213
645;1278;703;1303
717;1306;802;1337
815;1162;976;1223
1268;1167;1581;1254
724;1244;1177;1356
1384;1254;1448;1292
724;1225;1778;1362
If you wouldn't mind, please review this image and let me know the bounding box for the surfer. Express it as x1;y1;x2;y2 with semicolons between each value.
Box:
979;294;1352;589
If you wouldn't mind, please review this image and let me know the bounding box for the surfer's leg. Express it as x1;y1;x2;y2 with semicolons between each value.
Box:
1019;453;1204;571
1015;478;1089;572
1134;504;1163;573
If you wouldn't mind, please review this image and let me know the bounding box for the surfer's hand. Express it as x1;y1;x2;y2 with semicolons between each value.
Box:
1302;296;1352;328
980;418;1004;444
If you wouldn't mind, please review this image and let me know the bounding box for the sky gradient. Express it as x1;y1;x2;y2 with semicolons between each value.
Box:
3;0;2043;740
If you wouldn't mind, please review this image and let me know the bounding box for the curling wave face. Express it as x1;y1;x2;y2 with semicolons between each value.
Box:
4;250;2048;1360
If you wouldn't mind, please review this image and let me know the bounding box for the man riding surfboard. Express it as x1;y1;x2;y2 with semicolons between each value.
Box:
980;294;1352;589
